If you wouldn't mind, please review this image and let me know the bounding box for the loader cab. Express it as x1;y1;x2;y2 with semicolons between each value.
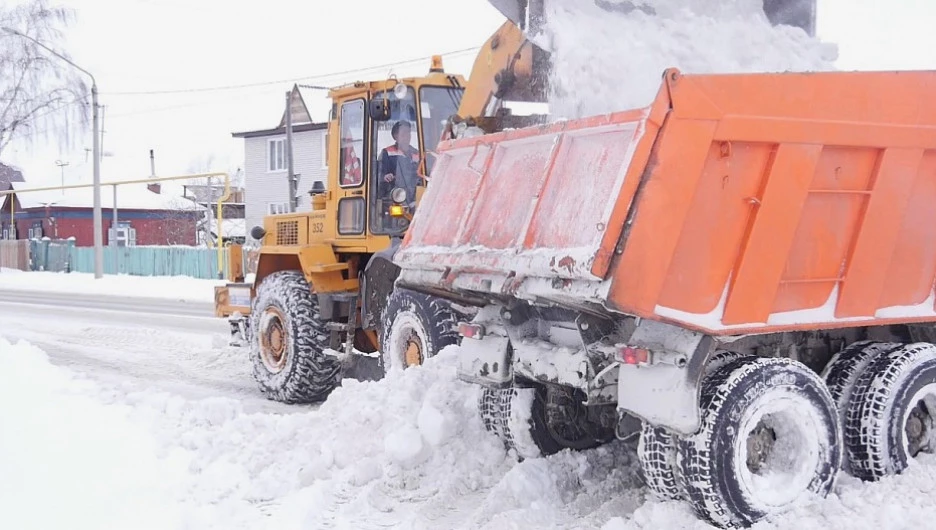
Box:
326;63;465;245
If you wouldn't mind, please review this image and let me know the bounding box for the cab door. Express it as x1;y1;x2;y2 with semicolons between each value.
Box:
334;98;368;243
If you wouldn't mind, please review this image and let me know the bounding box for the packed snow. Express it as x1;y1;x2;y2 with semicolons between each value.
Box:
542;0;838;119
0;268;223;302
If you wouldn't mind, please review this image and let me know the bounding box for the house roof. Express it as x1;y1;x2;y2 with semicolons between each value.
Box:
9;181;205;211
231;84;331;139
231;121;327;139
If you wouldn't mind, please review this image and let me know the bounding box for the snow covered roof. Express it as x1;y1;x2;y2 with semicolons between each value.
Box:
10;181;205;211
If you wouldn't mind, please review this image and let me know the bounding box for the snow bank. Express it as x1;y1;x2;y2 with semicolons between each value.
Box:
0;268;223;302
0;336;190;530
543;0;837;118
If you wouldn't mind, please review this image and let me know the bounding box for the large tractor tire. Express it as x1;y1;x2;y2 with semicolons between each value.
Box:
844;342;936;481
249;270;341;404
380;288;460;372
677;357;841;528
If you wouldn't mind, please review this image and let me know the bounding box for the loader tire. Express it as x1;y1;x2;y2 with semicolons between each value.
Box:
844;342;936;481
677;357;841;528
249;270;341;404
380;288;460;372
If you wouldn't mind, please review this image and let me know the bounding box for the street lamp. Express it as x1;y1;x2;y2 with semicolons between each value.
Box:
2;26;103;279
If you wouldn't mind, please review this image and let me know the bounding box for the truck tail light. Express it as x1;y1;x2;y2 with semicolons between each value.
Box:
619;346;650;365
458;322;485;339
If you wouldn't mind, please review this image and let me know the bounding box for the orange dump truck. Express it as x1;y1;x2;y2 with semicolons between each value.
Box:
393;68;936;527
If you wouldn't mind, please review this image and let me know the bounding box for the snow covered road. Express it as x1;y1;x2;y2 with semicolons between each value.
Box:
0;288;295;414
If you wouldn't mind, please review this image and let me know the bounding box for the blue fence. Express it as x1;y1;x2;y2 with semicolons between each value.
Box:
28;239;232;280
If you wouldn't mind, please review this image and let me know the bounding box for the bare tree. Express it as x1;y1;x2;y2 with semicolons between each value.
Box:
0;0;88;157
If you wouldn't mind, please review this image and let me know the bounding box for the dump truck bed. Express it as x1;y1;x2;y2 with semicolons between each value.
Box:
395;68;936;336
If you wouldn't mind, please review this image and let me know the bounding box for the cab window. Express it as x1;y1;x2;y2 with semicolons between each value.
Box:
419;85;464;175
339;99;365;187
370;87;419;235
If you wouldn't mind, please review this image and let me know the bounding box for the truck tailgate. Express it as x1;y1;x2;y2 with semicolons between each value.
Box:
397;106;663;281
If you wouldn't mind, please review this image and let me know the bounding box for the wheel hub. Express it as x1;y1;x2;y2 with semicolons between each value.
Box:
906;396;936;457
259;307;289;373
746;422;778;474
403;332;423;367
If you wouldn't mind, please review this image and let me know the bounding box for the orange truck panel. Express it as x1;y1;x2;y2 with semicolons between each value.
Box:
396;68;936;336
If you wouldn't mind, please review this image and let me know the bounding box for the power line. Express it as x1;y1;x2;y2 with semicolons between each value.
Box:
101;47;480;97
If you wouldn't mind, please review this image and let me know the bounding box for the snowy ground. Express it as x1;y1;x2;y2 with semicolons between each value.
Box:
4;288;936;529
0;268;224;303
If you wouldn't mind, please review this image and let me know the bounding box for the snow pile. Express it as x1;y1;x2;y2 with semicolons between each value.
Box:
0;268;223;302
542;0;837;118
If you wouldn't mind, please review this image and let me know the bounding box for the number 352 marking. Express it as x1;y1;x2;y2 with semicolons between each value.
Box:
311;222;324;233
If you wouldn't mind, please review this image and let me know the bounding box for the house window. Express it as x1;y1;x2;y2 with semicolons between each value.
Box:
27;222;43;240
267;202;289;215
108;221;137;247
1;224;13;240
268;138;286;172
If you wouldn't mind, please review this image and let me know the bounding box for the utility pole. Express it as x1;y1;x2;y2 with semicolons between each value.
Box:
285;90;297;212
55;160;69;194
1;26;103;278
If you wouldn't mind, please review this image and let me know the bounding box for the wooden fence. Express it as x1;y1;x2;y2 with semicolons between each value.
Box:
0;240;29;271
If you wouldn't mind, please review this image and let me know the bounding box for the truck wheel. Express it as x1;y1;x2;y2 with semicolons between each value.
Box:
380;288;459;372
638;351;753;502
479;383;610;460
249;270;341;404
821;340;898;473
638;424;684;501
677;357;841;528
844;342;936;481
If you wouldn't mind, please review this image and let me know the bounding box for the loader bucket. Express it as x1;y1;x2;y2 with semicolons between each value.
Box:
487;0;817;43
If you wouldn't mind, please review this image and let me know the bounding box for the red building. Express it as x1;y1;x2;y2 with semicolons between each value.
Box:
0;182;203;246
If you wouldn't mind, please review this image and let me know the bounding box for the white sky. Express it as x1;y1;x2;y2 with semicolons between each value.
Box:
4;0;936;191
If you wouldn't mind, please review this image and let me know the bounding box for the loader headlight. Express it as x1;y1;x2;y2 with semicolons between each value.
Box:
389;205;405;217
390;187;407;204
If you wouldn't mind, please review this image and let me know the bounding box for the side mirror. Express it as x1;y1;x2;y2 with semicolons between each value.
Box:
368;98;391;121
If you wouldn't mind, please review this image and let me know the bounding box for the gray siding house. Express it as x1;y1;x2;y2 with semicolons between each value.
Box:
233;85;329;240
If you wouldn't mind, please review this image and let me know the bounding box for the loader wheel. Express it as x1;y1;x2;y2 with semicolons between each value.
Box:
677;357;841;528
844;342;936;481
249;270;341;404
380;288;460;372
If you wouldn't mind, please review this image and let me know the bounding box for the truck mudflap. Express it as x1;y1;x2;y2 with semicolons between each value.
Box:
615;320;716;436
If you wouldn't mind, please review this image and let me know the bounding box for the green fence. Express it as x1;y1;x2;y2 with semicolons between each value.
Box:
69;245;230;279
26;239;232;280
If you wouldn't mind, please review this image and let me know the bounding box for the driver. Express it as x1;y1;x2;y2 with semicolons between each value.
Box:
377;120;422;206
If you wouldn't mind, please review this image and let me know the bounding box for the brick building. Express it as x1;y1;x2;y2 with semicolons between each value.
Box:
0;182;203;246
